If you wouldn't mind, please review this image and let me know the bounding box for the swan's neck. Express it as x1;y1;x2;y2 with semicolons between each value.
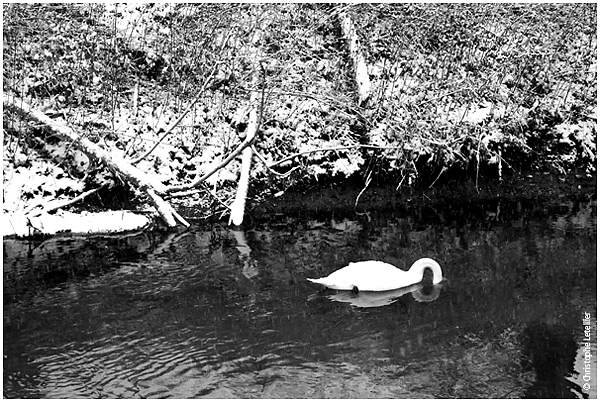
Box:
408;258;443;284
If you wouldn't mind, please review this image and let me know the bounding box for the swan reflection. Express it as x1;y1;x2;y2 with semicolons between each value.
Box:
320;283;445;308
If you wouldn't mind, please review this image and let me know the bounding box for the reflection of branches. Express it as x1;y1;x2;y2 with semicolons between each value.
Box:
232;230;259;280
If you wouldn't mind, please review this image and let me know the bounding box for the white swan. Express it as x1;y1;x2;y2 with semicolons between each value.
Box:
307;258;443;292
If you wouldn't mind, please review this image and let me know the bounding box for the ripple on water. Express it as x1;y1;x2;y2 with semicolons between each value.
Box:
21;330;233;398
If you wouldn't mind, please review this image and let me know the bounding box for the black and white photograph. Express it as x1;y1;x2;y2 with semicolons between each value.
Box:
3;3;596;398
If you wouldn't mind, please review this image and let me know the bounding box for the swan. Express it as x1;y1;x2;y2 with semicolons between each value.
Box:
307;258;443;292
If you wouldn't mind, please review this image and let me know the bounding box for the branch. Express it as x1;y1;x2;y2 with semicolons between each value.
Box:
25;185;105;217
4;94;187;228
166;188;203;198
229;61;266;225
130;29;232;165
355;170;372;209
252;145;299;177
337;7;371;105
4;94;168;194
165;135;255;194
267;144;406;168
146;188;190;227
203;184;233;211
130;63;219;165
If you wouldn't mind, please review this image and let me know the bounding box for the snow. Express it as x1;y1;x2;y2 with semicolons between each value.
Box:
3;210;151;238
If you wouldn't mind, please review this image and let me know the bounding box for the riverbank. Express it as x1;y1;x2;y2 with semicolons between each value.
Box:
3;4;595;234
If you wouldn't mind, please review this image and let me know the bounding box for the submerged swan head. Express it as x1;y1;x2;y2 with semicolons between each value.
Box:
307;257;444;292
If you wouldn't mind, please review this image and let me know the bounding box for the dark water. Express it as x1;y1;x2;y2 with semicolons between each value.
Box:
4;198;597;398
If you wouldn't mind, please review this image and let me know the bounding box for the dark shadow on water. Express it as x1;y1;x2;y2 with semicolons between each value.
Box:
521;322;588;399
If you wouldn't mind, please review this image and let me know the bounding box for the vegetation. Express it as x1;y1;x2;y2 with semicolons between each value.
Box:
3;4;596;227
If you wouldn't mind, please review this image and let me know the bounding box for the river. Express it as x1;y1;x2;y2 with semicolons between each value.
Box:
3;197;597;398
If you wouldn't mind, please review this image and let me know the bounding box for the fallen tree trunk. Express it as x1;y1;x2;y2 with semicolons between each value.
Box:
229;132;254;226
336;7;372;106
3;94;189;229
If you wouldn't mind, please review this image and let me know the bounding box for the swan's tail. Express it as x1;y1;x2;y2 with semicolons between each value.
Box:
308;277;353;291
307;278;334;288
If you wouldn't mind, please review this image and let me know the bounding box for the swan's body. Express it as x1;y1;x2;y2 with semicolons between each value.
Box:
307;258;443;292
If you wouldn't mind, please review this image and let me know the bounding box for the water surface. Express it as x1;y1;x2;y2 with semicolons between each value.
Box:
4;198;597;398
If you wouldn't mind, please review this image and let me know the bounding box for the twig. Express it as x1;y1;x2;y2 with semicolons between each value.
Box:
131;63;219;165
166;188;203;198
27;185;105;217
252;145;299;177
475;130;482;193
199;208;229;221
268;144;405;168
132;79;139;116
204;184;233;211
168;56;267;197
428;166;447;189
131;26;233;165
416;85;469;107
165;134;255;194
354;170;372;209
269;90;368;121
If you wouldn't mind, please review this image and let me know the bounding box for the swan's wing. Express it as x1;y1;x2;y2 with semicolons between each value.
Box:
330;261;411;291
308;261;415;291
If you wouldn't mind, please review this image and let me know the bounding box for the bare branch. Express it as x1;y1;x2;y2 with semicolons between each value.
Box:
26;185;105;217
267;144;406;168
130;63;220;165
165;133;256;195
252;145;299;177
